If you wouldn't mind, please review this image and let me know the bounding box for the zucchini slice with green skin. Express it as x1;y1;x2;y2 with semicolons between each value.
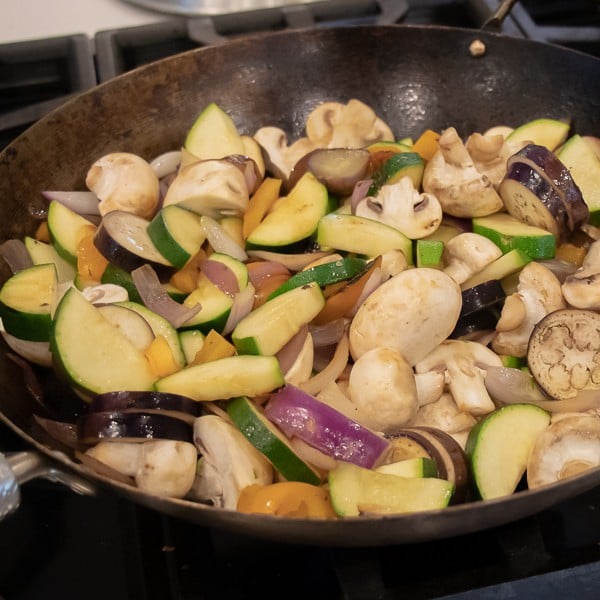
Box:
47;200;96;265
472;213;556;260
147;204;206;269
232;281;325;356
179;276;233;335
245;172;329;249
51;288;157;396
368;151;425;195
155;355;284;401
0;263;58;342
505;118;570;151
267;256;368;300
328;461;454;517
317;213;413;263
465;404;550;500
24;236;76;283
227;396;321;485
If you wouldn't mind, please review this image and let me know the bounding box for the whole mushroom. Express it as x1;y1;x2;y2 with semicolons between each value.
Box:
561;239;600;310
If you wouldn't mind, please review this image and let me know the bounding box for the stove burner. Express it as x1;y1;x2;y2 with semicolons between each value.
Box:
123;0;325;16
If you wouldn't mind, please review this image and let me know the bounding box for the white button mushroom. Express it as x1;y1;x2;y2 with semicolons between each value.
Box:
442;232;503;285
422;127;504;217
349;268;462;366
415;339;504;416
86;152;160;220
355;176;443;240
561;239;600;310
348;346;419;433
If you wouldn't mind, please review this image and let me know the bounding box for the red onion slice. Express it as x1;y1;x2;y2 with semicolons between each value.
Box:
350;178;374;213
247;260;291;289
201;258;240;295
201;215;247;261
276;325;309;375
265;384;389;468
221;283;256;336
42;190;100;215
247;250;333;272
309;318;347;348
0;239;34;273
131;264;201;328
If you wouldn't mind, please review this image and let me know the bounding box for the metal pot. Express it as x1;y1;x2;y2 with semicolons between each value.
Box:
0;23;599;546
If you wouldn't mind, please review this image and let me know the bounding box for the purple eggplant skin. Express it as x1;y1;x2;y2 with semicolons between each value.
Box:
500;162;571;240
459;280;505;317
506;144;589;232
78;411;194;445
89;391;201;423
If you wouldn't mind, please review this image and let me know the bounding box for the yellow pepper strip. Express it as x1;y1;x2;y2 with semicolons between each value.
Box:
412;129;441;161
237;482;337;519
242;177;282;239
144;335;180;377
555;243;587;267
77;229;109;281
35;221;50;243
170;249;207;293
190;329;236;365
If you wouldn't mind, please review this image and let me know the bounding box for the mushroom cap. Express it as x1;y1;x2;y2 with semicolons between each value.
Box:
349;268;462;365
348;346;419;433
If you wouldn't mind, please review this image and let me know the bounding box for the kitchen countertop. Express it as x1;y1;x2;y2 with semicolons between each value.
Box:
0;0;166;44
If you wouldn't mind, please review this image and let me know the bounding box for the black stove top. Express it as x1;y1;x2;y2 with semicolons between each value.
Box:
1;1;600;598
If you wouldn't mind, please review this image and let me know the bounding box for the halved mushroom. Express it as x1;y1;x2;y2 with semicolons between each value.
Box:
191;414;272;509
86;152;160;219
527;413;600;489
162;159;250;218
355;176;443;239
422;127;504;217
561;239;600;310
442;232;503;285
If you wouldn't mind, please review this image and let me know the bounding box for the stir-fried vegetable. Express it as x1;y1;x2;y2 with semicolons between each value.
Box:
1;99;600;517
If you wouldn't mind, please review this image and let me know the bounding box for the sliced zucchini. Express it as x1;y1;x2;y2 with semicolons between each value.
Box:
369;151;425;194
0;263;58;342
147;204;206;269
232;282;325;356
460;248;532;290
227;396;321;485
415;239;444;268
47;200;96;265
328;462;454;517
317;213;413;263
179;275;233;334
472;213;555;259
505;118;570;151
179;329;205;364
375;457;438;478
155;355;285;401
24;236;76;283
50;288;157;395
184;102;245;159
245;172;329;249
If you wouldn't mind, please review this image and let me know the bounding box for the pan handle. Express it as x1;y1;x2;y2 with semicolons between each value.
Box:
0;450;97;520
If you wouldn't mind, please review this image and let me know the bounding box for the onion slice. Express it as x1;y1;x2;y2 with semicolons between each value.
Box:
201;258;240;295
201;215;247;261
298;333;349;397
41;190;100;215
485;366;600;413
222;283;256;336
0;239;34;273
350;178;374;213
309;318;347;348
247;250;333;272
150;150;182;178
265;384;389;468
131;264;201;328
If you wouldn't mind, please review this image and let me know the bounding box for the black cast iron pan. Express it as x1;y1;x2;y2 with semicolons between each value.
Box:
0;23;599;546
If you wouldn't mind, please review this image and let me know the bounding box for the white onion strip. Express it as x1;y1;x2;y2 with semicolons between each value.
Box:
0;239;33;273
299;333;349;397
247;250;332;272
150;150;182;178
201;215;247;261
485;366;600;413
41;190;100;215
348;267;382;316
222;283;255;336
309;318;347;348
131;264;201;328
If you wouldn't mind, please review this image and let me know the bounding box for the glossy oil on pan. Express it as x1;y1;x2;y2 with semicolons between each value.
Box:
0;25;599;546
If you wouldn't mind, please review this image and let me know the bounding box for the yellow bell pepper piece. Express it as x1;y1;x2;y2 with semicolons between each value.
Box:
242;177;282;239
144;335;180;377
412;129;441;161
190;329;236;365
237;481;337;519
76;229;108;281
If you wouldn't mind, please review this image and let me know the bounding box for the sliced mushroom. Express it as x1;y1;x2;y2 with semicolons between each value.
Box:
527;413;600;489
561;239;600;310
415;339;504;416
442;232;503;285
422;127;504;217
355;176;443;239
86;152;160;220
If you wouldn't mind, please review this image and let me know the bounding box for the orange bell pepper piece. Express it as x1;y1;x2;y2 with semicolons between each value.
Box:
170;249;207;293
237;482;337;519
76;229;108;281
242;177;282;239
144;335;180;377
412;129;441;161
555;243;587;267
35;221;50;243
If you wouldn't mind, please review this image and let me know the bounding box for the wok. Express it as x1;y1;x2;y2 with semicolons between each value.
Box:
0;23;599;547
